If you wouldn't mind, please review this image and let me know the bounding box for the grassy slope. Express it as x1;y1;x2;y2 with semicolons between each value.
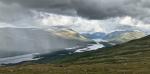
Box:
44;35;150;64
0;35;150;74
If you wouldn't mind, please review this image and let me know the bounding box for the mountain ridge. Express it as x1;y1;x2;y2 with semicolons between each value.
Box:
0;35;150;74
0;27;90;58
30;35;150;64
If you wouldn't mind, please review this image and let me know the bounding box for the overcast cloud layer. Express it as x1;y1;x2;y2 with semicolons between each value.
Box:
1;0;150;21
0;0;150;33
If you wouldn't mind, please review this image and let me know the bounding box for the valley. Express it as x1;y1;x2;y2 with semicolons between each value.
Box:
0;35;150;74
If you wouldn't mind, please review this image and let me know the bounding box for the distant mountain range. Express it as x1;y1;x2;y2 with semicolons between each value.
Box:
0;27;91;58
0;26;147;65
82;32;106;39
0;27;147;65
104;30;146;44
1;34;150;74
82;30;146;44
32;35;150;65
0;27;150;74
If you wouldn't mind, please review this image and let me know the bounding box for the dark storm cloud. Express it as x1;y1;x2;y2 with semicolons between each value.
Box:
0;0;76;15
1;0;72;8
0;2;33;23
72;0;150;20
1;0;150;21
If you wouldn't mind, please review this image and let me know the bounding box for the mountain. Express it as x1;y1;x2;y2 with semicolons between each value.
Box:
47;26;90;41
37;35;150;73
81;30;146;45
82;32;106;39
104;30;146;44
51;35;150;63
32;35;150;64
1;35;150;74
0;27;91;58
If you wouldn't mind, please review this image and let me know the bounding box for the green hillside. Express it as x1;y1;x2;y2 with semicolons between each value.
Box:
37;35;150;64
0;35;150;74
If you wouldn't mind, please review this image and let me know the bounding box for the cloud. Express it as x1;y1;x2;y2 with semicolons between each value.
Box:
38;12;150;34
0;0;76;16
0;2;36;26
0;0;150;20
0;0;150;33
73;0;150;20
1;0;72;8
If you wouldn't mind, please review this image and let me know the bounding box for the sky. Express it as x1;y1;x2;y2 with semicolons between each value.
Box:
0;0;150;33
0;0;150;59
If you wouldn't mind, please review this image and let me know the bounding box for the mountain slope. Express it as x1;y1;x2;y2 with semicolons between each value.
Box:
0;27;90;58
82;32;106;39
104;31;146;44
1;35;150;74
49;35;150;64
81;31;146;45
